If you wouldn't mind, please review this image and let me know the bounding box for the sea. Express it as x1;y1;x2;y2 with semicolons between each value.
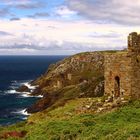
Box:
0;55;67;126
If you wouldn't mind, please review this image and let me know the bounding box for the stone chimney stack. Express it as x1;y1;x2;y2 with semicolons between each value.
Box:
128;32;140;53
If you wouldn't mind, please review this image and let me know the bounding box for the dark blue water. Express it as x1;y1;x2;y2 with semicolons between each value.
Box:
0;55;67;126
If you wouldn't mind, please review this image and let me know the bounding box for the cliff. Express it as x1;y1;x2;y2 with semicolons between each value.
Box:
21;52;105;113
1;51;140;140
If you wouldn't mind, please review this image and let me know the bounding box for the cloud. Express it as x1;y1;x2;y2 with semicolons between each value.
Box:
0;8;10;17
0;0;30;5
0;40;123;56
0;18;139;55
28;12;49;18
66;0;140;25
14;1;46;9
88;32;121;38
0;1;47;19
55;6;77;18
0;0;139;55
0;0;46;10
0;31;13;36
10;17;20;21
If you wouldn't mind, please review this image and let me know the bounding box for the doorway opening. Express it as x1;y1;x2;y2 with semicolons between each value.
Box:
114;76;120;97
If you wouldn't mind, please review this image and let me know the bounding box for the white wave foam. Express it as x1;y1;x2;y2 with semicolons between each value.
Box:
5;90;20;94
6;80;42;98
22;117;28;120
11;80;32;87
19;92;32;98
8;80;31;90
11;80;21;86
19;92;43;98
37;95;43;98
11;80;17;83
22;82;37;90
9;86;17;89
12;109;31;116
4;89;43;98
20;109;31;116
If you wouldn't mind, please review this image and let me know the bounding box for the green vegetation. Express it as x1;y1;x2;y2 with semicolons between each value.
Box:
1;99;140;140
1;51;139;139
27;65;104;113
25;51;105;113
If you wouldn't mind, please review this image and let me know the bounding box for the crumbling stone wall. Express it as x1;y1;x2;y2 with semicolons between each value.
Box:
104;32;140;99
128;32;140;53
131;54;140;98
104;52;132;98
128;32;140;98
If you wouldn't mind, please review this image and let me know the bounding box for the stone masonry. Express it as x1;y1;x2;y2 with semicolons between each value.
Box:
104;32;140;99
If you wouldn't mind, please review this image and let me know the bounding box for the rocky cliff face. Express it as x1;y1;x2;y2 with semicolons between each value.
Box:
21;52;105;113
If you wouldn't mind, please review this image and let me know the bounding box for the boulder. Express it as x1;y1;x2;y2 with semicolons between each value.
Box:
16;85;30;92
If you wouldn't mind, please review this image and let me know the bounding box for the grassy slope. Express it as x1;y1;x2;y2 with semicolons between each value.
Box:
1;99;140;140
1;50;136;140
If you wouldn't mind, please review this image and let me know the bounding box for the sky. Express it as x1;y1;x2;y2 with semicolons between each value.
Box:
0;0;140;55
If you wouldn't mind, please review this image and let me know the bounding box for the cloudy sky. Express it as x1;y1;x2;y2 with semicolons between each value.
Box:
0;0;140;55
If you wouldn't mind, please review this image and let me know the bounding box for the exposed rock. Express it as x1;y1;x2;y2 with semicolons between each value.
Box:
27;91;63;113
96;101;103;107
32;52;104;91
105;96;113;103
76;95;130;114
25;52;105;113
0;131;27;139
23;48;129;114
96;107;104;113
94;81;104;97
16;85;30;92
111;102;118;108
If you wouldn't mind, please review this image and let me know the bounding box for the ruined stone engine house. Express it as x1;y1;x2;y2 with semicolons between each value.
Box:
104;32;140;99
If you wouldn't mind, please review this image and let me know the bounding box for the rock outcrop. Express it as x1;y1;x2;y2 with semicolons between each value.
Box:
20;52;105;113
16;85;30;92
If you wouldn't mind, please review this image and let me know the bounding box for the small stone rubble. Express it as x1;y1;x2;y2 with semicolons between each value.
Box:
76;96;129;114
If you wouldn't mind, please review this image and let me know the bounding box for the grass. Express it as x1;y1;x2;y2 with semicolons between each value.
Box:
1;99;140;139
